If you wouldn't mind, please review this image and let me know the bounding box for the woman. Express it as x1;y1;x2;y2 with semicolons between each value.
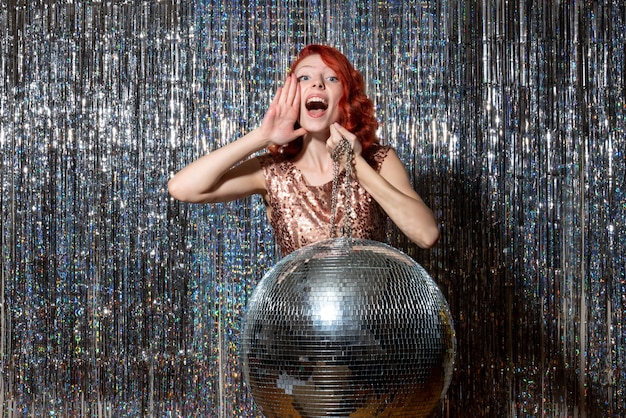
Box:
168;44;439;256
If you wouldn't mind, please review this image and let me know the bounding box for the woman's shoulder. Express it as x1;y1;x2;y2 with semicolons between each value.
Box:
256;152;295;180
363;142;393;169
257;152;289;169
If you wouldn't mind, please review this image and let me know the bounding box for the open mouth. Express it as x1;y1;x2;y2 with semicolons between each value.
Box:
305;96;328;116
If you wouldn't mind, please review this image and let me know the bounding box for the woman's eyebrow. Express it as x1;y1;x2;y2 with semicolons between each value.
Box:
295;65;332;72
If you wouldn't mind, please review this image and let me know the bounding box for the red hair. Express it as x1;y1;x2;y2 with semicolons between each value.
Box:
270;44;379;156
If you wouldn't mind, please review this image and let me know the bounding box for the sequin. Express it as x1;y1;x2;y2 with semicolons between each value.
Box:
259;145;390;256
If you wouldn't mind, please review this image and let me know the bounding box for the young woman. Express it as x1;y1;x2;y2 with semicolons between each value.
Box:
168;44;439;256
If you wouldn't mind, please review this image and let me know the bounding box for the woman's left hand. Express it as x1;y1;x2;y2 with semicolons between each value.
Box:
327;123;362;161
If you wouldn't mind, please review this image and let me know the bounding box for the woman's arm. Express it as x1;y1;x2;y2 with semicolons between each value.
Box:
358;149;440;248
168;130;268;203
168;75;306;203
329;123;440;248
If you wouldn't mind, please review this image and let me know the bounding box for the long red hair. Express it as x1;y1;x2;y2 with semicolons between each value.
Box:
270;44;379;156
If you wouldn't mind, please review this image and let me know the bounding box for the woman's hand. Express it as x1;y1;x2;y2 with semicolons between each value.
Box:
259;74;307;145
327;122;362;163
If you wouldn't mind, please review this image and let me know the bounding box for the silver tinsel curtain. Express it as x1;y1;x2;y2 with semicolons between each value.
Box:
1;0;624;417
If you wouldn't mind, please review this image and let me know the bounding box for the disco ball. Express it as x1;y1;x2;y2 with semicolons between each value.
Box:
242;238;456;418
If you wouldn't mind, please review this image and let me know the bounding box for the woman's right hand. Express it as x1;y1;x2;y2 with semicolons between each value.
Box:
169;76;306;204
259;74;308;145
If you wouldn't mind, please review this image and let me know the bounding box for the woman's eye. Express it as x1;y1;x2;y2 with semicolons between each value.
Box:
297;75;309;81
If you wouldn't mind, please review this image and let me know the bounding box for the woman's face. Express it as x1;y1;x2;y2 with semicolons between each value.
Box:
293;54;343;133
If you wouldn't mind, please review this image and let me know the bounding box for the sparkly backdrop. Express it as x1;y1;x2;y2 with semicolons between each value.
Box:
1;1;624;417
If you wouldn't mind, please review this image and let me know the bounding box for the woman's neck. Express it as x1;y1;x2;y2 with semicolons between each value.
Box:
293;133;334;181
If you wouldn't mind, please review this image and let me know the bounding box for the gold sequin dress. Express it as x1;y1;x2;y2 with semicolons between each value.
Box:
259;144;390;256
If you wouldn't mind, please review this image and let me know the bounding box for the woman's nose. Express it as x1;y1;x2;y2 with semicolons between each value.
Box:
312;77;325;89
